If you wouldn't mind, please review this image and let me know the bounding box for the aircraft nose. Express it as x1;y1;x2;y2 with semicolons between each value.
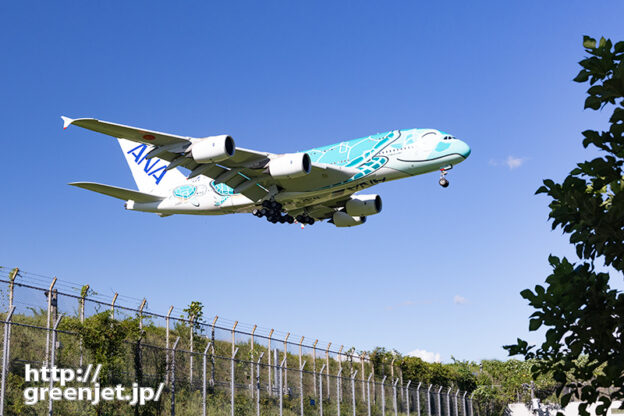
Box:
454;140;471;159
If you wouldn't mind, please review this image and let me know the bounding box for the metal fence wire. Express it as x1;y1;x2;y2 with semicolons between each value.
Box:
0;267;479;416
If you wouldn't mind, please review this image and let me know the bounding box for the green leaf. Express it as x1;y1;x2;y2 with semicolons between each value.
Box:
585;96;601;110
529;318;542;331
574;70;590;83
583;36;596;48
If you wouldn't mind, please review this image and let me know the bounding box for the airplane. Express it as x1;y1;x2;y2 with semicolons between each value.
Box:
62;116;471;227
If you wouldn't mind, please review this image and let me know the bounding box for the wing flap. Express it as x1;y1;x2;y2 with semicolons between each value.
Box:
69;182;164;203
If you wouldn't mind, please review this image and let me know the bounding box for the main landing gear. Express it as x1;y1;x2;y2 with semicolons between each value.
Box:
252;200;315;225
439;168;450;188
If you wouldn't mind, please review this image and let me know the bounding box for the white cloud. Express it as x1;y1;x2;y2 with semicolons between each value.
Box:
505;156;525;170
453;295;467;305
407;349;441;363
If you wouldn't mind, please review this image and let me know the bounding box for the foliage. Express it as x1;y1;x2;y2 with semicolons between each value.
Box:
66;310;141;385
504;36;624;416
182;300;204;333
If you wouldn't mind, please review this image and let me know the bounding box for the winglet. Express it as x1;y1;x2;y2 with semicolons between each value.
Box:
61;116;74;130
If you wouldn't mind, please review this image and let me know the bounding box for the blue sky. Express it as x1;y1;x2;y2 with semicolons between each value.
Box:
1;1;623;362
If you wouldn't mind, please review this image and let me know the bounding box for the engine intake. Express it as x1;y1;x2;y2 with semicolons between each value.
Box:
268;153;311;180
332;211;367;227
191;135;236;164
345;194;382;217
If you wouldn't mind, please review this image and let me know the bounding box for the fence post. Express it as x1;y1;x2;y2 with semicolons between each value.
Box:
367;372;373;416
400;368;404;407
437;386;443;416
110;292;118;319
7;269;18;310
44;277;57;366
338;346;343;403
447;388;451;416
202;342;212;416
189;315;195;386
257;352;264;416
336;368;343;416
300;360;307;416
351;370;358;416
427;385;432;416
455;389;460;416
393;378;399;416
469;392;474;416
319;363;326;416
79;285;89;368
283;333;289;394
231;347;239;416
250;324;257;397
0;306;15;416
361;352;366;401
210;316;218;387
267;329;273;395
165;306;173;385
170;337;180;416
48;314;63;416
381;375;387;416
279;357;286;416
416;382;421;416
406;380;412;416
6;270;18;381
138;298;146;329
312;339;318;398
325;343;331;399
462;391;467;416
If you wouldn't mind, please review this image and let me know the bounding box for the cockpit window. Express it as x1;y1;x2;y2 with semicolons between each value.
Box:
443;135;454;141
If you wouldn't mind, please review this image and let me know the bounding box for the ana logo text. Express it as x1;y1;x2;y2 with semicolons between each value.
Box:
127;144;167;185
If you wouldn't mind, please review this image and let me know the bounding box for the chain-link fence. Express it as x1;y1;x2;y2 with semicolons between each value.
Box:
0;267;479;415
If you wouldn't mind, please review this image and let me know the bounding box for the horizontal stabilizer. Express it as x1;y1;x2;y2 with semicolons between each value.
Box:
69;182;165;203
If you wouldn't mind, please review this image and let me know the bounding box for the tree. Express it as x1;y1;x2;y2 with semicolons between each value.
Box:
505;36;624;416
182;300;204;333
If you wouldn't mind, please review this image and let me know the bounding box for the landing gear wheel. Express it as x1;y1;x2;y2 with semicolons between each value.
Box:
439;178;449;188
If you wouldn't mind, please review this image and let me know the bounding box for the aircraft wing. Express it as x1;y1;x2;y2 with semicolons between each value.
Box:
69;182;164;203
63;116;358;202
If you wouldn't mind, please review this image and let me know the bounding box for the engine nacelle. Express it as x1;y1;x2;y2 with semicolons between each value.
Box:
268;153;311;180
332;211;367;227
345;194;382;217
191;135;236;164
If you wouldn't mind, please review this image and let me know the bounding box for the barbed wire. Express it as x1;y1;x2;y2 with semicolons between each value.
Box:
0;266;380;361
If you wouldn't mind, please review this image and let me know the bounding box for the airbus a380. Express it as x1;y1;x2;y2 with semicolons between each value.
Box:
62;116;471;227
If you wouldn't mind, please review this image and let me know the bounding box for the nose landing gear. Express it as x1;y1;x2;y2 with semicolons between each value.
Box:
439;168;450;188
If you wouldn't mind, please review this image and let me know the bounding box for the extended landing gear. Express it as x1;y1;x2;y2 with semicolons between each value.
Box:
295;215;315;226
439;168;450;188
252;200;300;225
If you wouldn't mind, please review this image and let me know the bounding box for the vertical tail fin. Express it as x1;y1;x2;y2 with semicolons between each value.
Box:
118;139;187;196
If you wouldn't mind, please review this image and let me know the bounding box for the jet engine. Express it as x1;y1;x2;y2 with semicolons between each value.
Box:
345;194;382;217
191;135;236;163
268;153;311;179
331;211;367;227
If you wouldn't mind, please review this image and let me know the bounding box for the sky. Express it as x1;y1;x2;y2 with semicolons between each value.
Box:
1;1;623;363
